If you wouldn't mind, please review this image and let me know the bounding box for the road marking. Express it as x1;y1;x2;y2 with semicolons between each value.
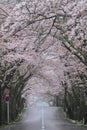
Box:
42;107;45;130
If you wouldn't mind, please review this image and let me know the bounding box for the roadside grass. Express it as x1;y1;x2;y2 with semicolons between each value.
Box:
61;108;87;127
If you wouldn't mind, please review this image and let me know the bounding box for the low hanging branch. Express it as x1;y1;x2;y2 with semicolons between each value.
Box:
0;7;9;16
59;36;87;66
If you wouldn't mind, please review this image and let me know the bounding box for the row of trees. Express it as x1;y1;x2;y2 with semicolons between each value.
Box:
0;51;33;125
54;68;87;124
62;72;87;124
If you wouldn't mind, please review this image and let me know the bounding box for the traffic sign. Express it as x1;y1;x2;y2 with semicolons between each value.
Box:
5;95;10;103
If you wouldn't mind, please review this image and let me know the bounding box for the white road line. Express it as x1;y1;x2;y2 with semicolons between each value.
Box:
42;107;45;130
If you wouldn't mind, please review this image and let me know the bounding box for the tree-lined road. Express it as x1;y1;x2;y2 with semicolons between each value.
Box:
0;107;87;130
0;0;87;126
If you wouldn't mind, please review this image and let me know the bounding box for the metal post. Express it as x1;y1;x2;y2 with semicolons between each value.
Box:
42;107;45;130
83;117;84;125
7;102;9;124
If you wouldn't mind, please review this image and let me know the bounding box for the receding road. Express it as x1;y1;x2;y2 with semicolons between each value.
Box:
0;107;87;130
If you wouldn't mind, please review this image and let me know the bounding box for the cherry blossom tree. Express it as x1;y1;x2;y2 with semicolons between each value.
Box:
0;0;87;125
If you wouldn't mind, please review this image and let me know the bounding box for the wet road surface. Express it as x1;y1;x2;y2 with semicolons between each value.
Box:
0;107;87;130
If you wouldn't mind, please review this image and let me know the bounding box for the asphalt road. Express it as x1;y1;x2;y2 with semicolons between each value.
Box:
0;107;87;130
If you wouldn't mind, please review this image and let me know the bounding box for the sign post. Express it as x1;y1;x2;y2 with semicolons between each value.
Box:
4;88;10;124
5;95;10;124
7;101;9;124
